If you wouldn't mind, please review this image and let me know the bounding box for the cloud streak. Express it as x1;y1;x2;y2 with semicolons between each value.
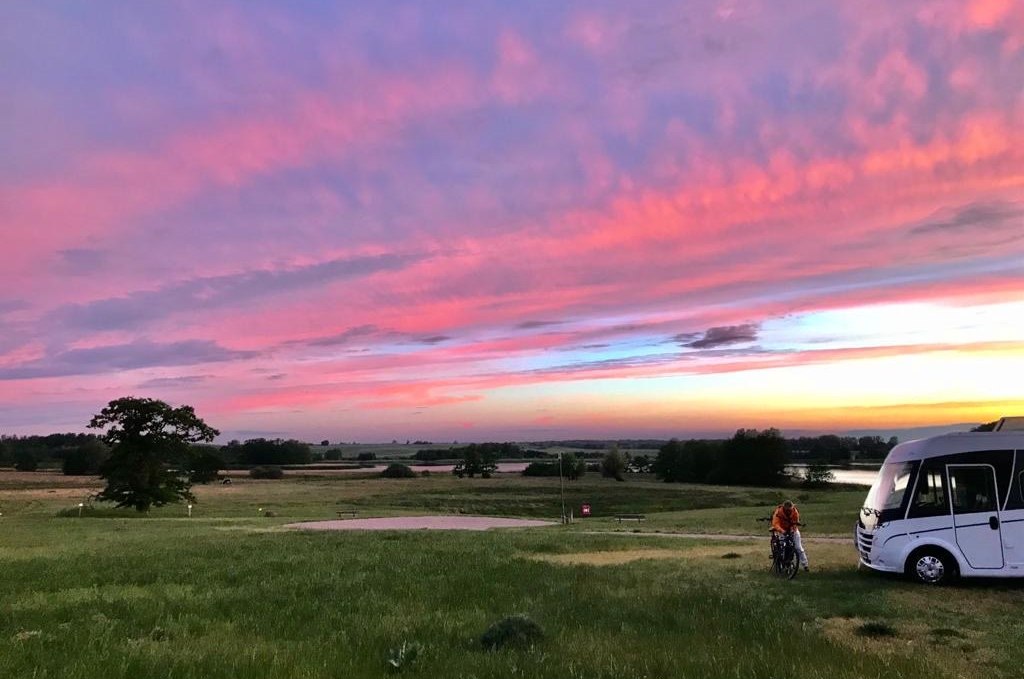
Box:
0;340;255;380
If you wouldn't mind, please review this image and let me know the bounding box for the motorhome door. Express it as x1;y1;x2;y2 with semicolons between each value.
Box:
948;464;1004;569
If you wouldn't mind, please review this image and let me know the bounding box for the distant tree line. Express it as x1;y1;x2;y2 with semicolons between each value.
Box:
417;442;548;462
787;434;897;463
526;439;665;450
221;438;313;465
0;425;905;490
0;433;108;473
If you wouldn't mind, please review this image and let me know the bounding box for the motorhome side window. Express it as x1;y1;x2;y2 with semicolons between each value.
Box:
907;463;948;518
948;466;998;514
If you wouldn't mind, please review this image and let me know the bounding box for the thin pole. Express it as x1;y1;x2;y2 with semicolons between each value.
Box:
559;452;566;524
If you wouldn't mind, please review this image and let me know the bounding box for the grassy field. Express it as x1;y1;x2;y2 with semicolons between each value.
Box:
1;470;1021;678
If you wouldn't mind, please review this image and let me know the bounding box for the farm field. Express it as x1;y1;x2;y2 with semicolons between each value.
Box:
1;471;1022;678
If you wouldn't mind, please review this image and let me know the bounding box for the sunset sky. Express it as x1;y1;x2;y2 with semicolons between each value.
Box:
2;1;1022;442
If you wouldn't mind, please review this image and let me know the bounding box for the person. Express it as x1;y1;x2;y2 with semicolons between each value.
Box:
771;500;808;571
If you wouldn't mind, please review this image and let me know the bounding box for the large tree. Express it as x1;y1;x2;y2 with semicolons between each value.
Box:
89;397;219;512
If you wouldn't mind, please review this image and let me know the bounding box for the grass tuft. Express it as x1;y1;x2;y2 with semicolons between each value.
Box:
386;641;424;672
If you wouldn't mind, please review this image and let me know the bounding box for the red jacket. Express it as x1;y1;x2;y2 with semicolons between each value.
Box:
771;504;800;533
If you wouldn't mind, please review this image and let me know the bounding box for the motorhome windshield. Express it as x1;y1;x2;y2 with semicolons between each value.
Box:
861;461;917;529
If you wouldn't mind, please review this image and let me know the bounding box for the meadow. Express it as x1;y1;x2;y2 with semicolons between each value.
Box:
1;470;1021;678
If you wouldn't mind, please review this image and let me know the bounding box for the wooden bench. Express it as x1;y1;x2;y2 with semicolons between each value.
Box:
336;510;359;519
615;514;646;523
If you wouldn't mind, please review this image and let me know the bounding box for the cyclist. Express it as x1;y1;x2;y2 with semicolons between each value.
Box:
771;500;808;571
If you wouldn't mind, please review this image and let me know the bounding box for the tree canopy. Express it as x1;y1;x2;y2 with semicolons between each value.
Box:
653;429;790;487
89;397;219;512
452;444;499;478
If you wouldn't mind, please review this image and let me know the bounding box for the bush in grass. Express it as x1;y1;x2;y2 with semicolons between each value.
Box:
480;614;544;651
357;452;376;461
381;463;416;479
249;465;284;479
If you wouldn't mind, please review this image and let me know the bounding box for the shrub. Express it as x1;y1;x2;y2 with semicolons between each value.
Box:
357;452;376;461
480;614;544;651
381;463;416;479
600;446;629;481
324;448;343;460
249;466;284;479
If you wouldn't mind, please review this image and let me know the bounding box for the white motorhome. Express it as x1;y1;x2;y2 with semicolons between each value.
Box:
856;418;1024;584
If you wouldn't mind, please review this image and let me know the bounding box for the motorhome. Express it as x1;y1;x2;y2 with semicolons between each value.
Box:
855;417;1024;584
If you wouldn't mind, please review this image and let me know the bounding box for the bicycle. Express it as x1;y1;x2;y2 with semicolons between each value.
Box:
757;517;802;580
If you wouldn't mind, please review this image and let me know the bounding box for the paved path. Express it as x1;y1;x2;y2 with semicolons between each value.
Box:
581;531;851;544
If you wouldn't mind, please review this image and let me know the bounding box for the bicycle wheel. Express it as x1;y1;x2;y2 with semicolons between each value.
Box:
782;546;799;580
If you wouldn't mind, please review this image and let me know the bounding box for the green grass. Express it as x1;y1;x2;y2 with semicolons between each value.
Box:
2;471;1022;678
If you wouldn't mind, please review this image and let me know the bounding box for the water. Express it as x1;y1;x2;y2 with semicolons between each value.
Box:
786;465;877;486
278;462;532;475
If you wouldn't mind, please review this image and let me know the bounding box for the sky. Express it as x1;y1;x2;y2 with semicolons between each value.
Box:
1;1;1023;442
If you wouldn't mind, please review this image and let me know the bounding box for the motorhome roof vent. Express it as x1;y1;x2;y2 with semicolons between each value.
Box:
993;417;1024;431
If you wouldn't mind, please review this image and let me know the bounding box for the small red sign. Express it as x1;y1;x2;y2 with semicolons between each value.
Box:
581;503;591;517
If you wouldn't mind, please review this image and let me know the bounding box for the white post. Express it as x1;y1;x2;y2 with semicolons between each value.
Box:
78;502;84;518
187;504;193;518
